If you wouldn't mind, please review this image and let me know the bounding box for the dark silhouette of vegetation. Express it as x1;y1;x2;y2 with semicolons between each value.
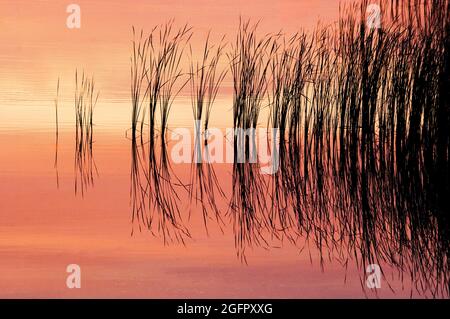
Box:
130;23;192;244
188;34;227;230
74;70;99;196
127;0;449;297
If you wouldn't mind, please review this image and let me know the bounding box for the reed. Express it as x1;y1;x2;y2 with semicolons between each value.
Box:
188;33;227;228
227;19;279;261
125;0;449;295
74;70;99;196
130;22;192;244
228;0;449;293
131;27;151;139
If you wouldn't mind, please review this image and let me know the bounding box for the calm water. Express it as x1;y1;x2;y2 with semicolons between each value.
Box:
0;0;447;298
0;128;422;298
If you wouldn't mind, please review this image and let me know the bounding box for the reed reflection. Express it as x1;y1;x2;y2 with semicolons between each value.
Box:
128;0;449;297
74;70;99;197
188;35;227;230
130;23;192;244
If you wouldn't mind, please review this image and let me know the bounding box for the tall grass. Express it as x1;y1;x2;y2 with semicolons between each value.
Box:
131;27;151;139
74;70;99;196
130;23;192;244
227;1;448;293
189;33;227;229
227;20;281;261
126;0;449;295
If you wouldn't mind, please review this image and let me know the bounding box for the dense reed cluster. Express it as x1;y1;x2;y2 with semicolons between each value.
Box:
130;22;192;243
188;34;227;229
227;21;279;261
129;0;449;296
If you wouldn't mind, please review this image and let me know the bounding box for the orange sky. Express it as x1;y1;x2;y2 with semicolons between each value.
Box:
0;0;350;131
